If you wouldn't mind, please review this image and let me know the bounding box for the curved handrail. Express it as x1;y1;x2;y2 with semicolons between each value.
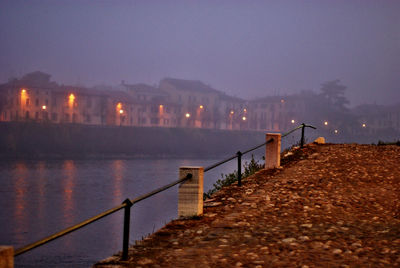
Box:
14;173;192;257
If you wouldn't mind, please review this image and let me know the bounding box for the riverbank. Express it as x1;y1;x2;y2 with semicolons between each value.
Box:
0;122;264;159
95;143;400;267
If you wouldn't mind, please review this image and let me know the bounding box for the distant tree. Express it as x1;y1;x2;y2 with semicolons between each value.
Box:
20;71;51;84
320;80;349;109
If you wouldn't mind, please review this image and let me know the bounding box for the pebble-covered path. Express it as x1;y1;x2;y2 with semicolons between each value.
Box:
95;144;400;267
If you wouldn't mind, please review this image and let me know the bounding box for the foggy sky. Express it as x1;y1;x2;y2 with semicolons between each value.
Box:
1;0;399;106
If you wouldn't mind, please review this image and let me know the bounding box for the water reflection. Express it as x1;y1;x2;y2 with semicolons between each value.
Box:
62;160;76;248
37;161;46;223
110;160;126;249
111;160;124;203
13;162;28;244
1;157;239;267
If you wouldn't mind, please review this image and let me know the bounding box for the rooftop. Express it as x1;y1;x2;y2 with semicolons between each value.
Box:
160;78;221;95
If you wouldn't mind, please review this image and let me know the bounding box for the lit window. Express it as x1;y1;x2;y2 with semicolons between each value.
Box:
116;102;122;110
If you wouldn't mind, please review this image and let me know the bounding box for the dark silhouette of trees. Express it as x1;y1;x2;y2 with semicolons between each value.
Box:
320;79;349;109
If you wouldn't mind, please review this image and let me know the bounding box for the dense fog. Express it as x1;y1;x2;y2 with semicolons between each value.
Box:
1;0;399;106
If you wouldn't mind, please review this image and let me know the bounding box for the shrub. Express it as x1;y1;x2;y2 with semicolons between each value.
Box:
203;155;263;200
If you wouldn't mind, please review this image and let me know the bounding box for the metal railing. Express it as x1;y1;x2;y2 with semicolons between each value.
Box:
13;123;315;261
14;173;192;260
204;123;316;185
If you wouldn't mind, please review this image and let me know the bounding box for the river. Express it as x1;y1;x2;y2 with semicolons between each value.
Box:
0;152;264;267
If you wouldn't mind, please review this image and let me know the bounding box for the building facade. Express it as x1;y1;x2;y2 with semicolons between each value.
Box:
1;71;399;138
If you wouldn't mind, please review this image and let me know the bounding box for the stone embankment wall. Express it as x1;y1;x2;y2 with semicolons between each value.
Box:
0;122;264;159
95;143;400;267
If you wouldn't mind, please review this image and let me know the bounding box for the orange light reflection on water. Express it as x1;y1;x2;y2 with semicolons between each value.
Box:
62;160;76;226
112;160;124;203
61;160;77;248
13;162;28;243
37;161;46;221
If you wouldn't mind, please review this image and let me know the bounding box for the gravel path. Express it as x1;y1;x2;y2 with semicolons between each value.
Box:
95;144;400;267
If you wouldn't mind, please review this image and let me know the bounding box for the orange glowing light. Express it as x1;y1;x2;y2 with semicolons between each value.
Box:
185;113;190;118
243;108;247;113
119;109;124;114
281;99;285;103
230;110;234;115
324;121;328;126
116;102;122;110
21;89;28;105
68;94;75;108
362;123;366;128
159;105;164;115
42;105;47;110
334;129;338;134
242;116;247;121
199;105;204;109
291;119;295;124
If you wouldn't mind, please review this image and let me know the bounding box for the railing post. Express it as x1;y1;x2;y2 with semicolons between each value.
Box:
237;151;242;186
178;167;204;217
122;199;133;261
300;123;305;148
0;246;14;268
265;133;281;169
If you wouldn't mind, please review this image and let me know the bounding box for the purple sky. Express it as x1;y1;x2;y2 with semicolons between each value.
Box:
1;0;399;106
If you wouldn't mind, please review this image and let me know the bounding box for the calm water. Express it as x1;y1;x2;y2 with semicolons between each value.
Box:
0;152;264;267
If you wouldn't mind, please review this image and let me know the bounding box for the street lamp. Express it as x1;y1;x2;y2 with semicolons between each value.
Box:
324;121;328;126
185;113;190;118
291;119;295;124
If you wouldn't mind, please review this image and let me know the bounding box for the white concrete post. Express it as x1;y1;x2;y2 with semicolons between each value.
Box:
0;246;14;268
265;133;281;169
178;166;204;217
